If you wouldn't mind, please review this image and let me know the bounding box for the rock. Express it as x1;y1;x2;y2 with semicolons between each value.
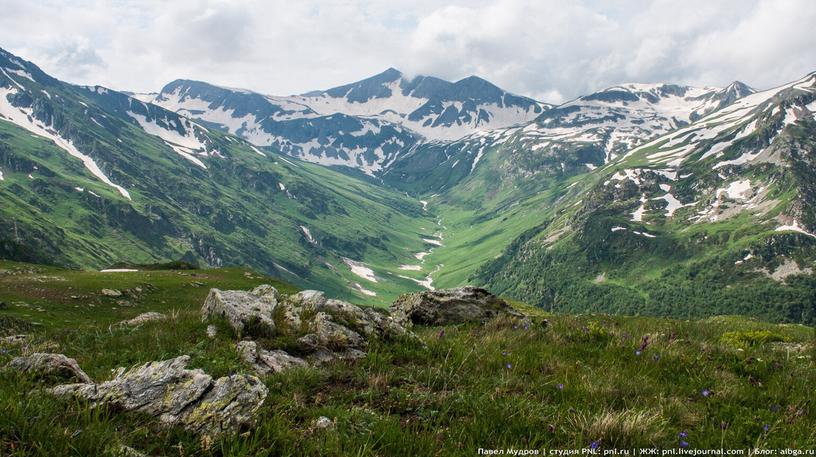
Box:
313;416;335;430
308;347;367;365
309;312;366;351
206;325;218;338
390;286;525;326
7;353;92;383
119;312;166;326
237;340;307;375
101;289;122;297
201;287;277;337
51;356;267;438
1;334;29;346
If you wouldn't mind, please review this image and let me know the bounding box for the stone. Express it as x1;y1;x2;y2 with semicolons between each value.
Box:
101;289;122;297
50;356;267;438
237;340;307;375
1;334;29;346
390;286;525;326
7;353;92;383
201;287;277;337
313;416;334;430
119;312;167;326
206;325;218;338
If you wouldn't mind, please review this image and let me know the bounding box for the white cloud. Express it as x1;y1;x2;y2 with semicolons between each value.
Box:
0;0;812;102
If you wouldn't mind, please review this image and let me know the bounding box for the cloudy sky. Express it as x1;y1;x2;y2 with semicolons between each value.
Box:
0;0;813;103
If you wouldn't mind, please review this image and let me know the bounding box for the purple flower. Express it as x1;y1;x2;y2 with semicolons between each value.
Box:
701;389;711;397
635;350;642;356
548;424;556;433
557;383;564;390
720;421;728;430
438;329;445;338
763;424;770;432
679;431;688;439
502;351;508;356
506;363;512;369
589;440;601;450
680;441;689;448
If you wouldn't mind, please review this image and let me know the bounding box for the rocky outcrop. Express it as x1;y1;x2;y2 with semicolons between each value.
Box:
390;286;525;326
7;353;92;383
201;285;278;337
202;286;416;375
50;356;267;438
237;340;307;375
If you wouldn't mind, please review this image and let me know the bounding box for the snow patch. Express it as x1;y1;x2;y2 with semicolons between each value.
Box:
343;258;378;282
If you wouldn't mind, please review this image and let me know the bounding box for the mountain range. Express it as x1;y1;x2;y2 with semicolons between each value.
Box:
2;46;816;323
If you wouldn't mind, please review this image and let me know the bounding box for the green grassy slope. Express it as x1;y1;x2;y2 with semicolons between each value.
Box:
0;52;438;304
1;261;814;455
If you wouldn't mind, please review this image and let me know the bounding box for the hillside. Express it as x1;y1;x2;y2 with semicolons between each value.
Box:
0;47;439;304
1;261;814;455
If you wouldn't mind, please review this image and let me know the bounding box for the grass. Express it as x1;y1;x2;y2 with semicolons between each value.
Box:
1;261;815;456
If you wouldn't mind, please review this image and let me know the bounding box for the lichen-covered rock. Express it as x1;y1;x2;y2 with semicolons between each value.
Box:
119;312;167;326
201;287;277;337
390;286;525;326
7;353;92;383
101;289;122;297
237;340;307;375
203;285;417;372
50;356;267;438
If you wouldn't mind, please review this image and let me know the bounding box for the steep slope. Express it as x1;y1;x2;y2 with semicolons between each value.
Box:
0;47;437;303
384;82;755;193
150;69;548;173
473;72;816;324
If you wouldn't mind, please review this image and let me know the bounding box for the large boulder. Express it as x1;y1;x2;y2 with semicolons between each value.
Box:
390;286;525;326
50;356;267;438
7;353;92;383
201;285;279;337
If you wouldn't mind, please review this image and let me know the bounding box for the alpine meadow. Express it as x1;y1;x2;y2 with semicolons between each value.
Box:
0;1;815;455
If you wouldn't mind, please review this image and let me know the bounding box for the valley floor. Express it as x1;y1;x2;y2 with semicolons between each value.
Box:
1;261;815;456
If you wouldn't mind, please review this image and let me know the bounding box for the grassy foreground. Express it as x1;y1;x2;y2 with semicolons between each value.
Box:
1;261;815;456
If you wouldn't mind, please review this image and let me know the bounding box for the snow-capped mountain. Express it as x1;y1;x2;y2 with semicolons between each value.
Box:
382;82;757;191
149;69;548;174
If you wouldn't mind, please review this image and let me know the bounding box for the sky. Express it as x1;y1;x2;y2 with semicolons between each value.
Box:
0;0;814;104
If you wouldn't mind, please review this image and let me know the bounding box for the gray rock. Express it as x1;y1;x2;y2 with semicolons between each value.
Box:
237;340;307;375
206;324;218;339
390;286;525;326
309;312;366;351
313;416;334;430
1;334;29;346
119;312;166;326
51;355;267;438
101;289;122;297
7;353;92;383
201;287;277;337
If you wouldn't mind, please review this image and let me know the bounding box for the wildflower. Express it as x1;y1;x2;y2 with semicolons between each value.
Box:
653;354;661;361
635;350;642;356
679;431;688;439
679;441;689;448
639;335;650;351
438;329;445;338
589;440;601;450
502;350;508;356
506;363;512;369
720;421;728;430
763;424;770;432
557;383;564;390
548;424;556;433
701;389;711;397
